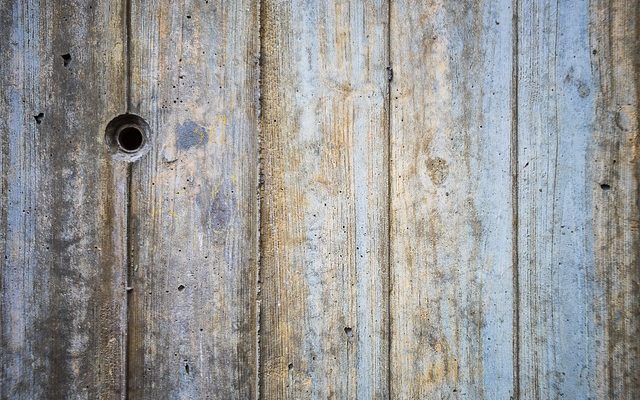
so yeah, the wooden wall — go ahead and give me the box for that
[1,0,637,399]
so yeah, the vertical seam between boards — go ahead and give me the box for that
[124,163,133,400]
[386,0,392,399]
[256,0,265,398]
[123,0,132,397]
[125,0,132,113]
[511,0,520,398]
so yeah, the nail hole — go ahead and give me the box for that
[61,53,71,67]
[34,113,44,124]
[600,183,611,190]
[344,327,353,337]
[105,114,151,161]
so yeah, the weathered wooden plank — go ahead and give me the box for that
[590,2,640,396]
[126,0,260,398]
[591,1,640,395]
[517,0,639,397]
[389,1,515,398]
[0,0,128,398]
[260,0,389,398]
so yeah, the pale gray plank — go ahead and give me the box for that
[517,0,640,397]
[390,1,515,398]
[260,0,389,398]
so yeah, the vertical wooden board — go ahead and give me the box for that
[389,1,514,398]
[590,1,640,396]
[260,0,389,398]
[126,0,259,398]
[517,0,595,396]
[0,0,128,398]
[517,0,639,397]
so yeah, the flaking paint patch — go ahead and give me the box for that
[426,157,449,185]
[176,120,208,151]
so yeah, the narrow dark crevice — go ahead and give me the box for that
[256,0,265,398]
[124,162,133,400]
[123,0,133,397]
[386,0,393,398]
[510,0,520,398]
[125,0,132,113]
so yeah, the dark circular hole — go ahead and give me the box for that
[105,114,151,161]
[117,126,144,152]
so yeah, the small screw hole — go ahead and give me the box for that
[117,126,144,152]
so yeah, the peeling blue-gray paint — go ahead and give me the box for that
[176,120,208,150]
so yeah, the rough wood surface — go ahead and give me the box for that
[125,0,260,398]
[0,0,128,398]
[517,0,639,397]
[389,1,515,398]
[1,0,639,399]
[259,0,389,398]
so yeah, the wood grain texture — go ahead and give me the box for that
[590,1,640,396]
[389,1,515,398]
[126,0,260,398]
[259,0,389,398]
[1,0,638,398]
[517,0,639,397]
[0,0,128,398]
